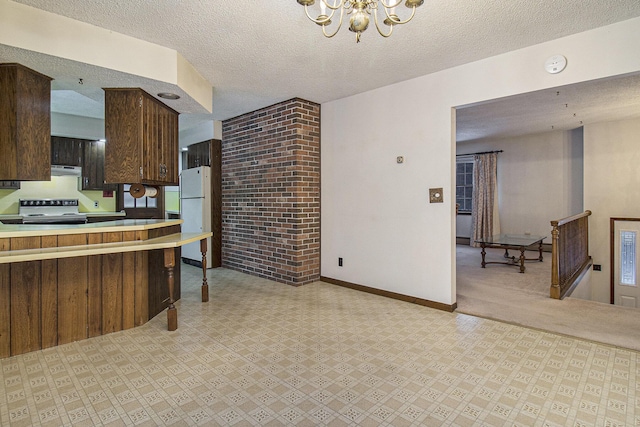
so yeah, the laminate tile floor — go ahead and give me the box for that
[1,265,638,426]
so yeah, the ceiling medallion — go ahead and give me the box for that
[297,0,424,43]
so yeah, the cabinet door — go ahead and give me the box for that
[104,89,143,184]
[186,145,198,169]
[141,95,160,183]
[160,105,179,184]
[81,140,117,191]
[187,141,211,169]
[159,107,170,181]
[0,64,52,181]
[141,95,178,185]
[51,137,83,166]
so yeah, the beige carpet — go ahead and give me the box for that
[456,244,640,351]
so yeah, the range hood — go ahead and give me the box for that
[51,165,82,177]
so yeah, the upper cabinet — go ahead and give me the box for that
[49,136,116,191]
[0,63,52,181]
[81,139,117,191]
[104,88,179,185]
[51,136,83,166]
[186,140,211,168]
[0,181,20,190]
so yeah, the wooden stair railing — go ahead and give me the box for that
[550,210,593,299]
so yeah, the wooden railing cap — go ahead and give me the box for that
[551,210,592,227]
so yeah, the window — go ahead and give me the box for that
[620,230,637,286]
[456,159,473,213]
[122,184,157,208]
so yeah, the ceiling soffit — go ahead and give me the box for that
[0,0,212,115]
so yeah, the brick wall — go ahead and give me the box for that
[221,98,320,285]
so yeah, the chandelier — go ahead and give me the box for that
[297,0,424,43]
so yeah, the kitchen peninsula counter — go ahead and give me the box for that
[0,220,211,358]
[0,218,183,238]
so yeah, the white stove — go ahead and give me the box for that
[20,199,87,224]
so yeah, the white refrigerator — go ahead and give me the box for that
[180,166,212,268]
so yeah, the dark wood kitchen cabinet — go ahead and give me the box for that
[81,140,117,191]
[104,88,179,186]
[0,63,52,181]
[0,181,20,189]
[51,136,83,166]
[49,136,115,191]
[187,140,211,168]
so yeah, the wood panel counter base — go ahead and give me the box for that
[0,220,211,358]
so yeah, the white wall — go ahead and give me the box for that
[456,128,584,239]
[321,17,640,306]
[584,117,640,303]
[569,268,593,301]
[178,120,222,149]
[51,113,104,140]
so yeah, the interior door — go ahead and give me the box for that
[613,220,640,307]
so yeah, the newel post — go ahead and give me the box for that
[550,221,560,299]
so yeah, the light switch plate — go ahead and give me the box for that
[429,188,443,203]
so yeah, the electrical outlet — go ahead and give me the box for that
[593,264,601,271]
[93,201,99,208]
[338,257,343,267]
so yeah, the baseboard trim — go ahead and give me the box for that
[320,276,457,313]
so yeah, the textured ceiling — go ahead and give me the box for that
[3,0,640,139]
[457,72,640,141]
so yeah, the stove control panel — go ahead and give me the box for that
[20,199,79,207]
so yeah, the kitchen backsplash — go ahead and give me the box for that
[0,176,116,214]
[165,187,180,213]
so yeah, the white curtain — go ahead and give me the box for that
[471,152,500,247]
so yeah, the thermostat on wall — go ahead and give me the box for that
[544,55,567,74]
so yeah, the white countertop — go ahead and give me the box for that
[0,219,183,238]
[85,211,127,217]
[0,211,126,220]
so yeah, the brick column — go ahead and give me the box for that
[222,98,320,285]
